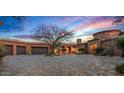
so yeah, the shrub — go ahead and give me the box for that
[45,52,55,57]
[95,47,104,55]
[78,48,85,52]
[115,63,124,74]
[0,45,6,63]
[78,48,87,54]
[0,45,6,57]
[109,49,114,57]
[117,36,124,57]
[61,48,67,52]
[78,48,83,53]
[117,36,124,49]
[102,50,108,56]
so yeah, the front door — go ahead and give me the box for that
[90,44,97,54]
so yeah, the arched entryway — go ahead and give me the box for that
[89,44,97,54]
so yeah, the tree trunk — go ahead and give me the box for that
[51,48,55,55]
[49,46,56,56]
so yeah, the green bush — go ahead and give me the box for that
[115,63,124,74]
[61,48,67,52]
[79,48,85,51]
[0,45,6,57]
[117,36,124,49]
[45,52,55,57]
[95,47,104,55]
[78,48,87,54]
[117,36,124,57]
[78,48,83,53]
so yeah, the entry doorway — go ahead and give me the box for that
[89,44,97,54]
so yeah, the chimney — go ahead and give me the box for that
[77,39,82,44]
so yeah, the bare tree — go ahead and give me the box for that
[112,16,124,25]
[32,25,73,55]
[112,16,124,57]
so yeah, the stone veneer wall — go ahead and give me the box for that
[101,38,122,56]
[88,30,121,55]
[93,30,121,40]
[87,39,101,54]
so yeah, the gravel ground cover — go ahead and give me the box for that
[0,55,124,76]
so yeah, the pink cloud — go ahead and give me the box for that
[14,35,33,38]
[62,16,82,22]
[58,16,82,26]
[69,18,113,33]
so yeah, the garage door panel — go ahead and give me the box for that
[17,46,26,55]
[32,47,48,54]
[5,45,13,55]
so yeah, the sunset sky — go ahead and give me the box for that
[0,16,124,43]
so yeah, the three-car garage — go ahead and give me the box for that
[4,45,48,55]
[1,39,49,56]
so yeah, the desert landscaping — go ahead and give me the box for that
[0,54,124,76]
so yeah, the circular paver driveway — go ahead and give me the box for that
[0,55,124,76]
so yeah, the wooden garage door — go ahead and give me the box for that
[17,46,26,55]
[31,47,48,54]
[5,45,13,55]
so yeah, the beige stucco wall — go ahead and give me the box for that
[0,39,50,55]
[0,39,76,55]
